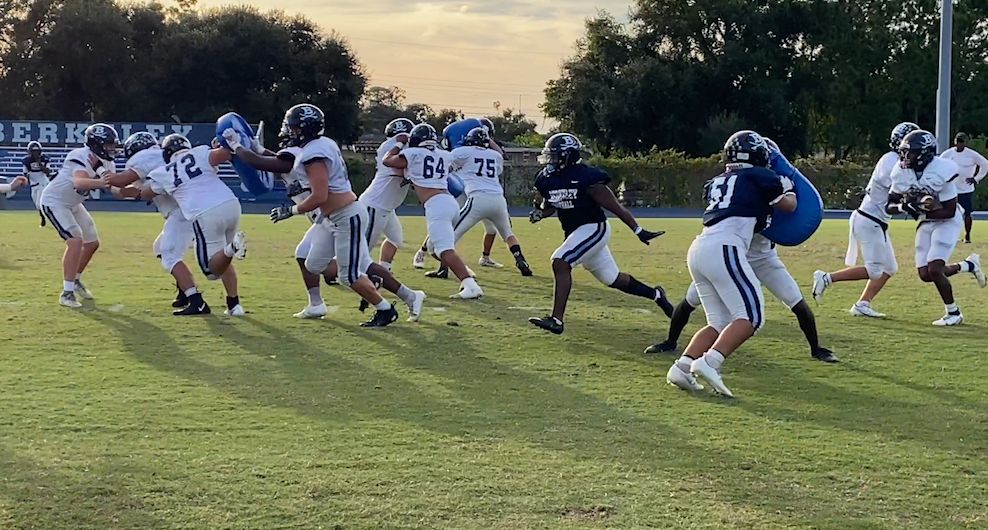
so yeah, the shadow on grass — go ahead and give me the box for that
[0,444,167,528]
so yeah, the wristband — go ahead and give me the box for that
[95,166,109,177]
[290,205,300,215]
[633,226,643,235]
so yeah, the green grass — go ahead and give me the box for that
[2,211,988,529]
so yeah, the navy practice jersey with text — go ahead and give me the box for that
[534,163,611,236]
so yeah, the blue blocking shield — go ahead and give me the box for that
[215,112,275,197]
[761,147,823,246]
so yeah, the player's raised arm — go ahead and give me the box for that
[586,182,664,245]
[383,146,408,169]
[221,128,293,173]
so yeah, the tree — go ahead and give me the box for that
[0,0,367,142]
[486,109,537,143]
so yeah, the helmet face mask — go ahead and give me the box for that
[539,133,582,171]
[464,127,490,147]
[283,104,325,147]
[85,123,119,160]
[897,130,937,171]
[27,141,43,160]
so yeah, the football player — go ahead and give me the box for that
[20,141,52,227]
[646,232,838,363]
[360,118,414,271]
[413,117,502,270]
[101,132,200,312]
[526,133,673,335]
[384,123,484,299]
[265,104,426,326]
[425,127,532,278]
[223,126,348,319]
[665,130,797,397]
[886,130,986,326]
[140,134,247,316]
[812,122,917,317]
[39,124,117,308]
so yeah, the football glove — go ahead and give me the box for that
[529,209,544,224]
[635,227,665,245]
[222,128,243,151]
[270,205,294,223]
[286,180,306,198]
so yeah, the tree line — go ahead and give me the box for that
[543,0,988,158]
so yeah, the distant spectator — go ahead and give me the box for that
[941,132,988,243]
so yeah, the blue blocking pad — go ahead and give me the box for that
[447,174,465,198]
[761,147,824,246]
[215,112,275,197]
[442,118,483,149]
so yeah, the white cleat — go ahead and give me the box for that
[933,313,964,326]
[690,356,734,398]
[73,280,94,300]
[850,302,886,318]
[406,290,427,322]
[232,231,248,260]
[224,304,246,317]
[666,363,704,392]
[59,291,82,308]
[294,303,327,319]
[412,249,426,269]
[966,254,986,288]
[451,281,484,300]
[811,270,830,303]
[478,255,503,268]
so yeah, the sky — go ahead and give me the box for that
[197,0,632,130]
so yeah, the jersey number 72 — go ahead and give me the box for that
[706,174,737,210]
[167,154,203,187]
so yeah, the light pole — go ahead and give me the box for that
[935,0,952,152]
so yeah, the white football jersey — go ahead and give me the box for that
[359,137,410,210]
[275,146,313,205]
[857,151,898,222]
[293,137,351,194]
[401,146,451,190]
[450,146,504,195]
[126,146,180,218]
[891,156,961,202]
[41,147,110,206]
[147,145,236,220]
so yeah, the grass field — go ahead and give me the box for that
[2,210,988,529]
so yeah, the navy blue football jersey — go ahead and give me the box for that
[701,166,786,232]
[534,163,610,236]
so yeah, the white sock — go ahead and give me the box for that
[63,280,75,292]
[958,260,974,273]
[676,355,693,372]
[856,300,870,307]
[946,303,959,314]
[184,287,198,297]
[380,261,392,271]
[704,349,726,370]
[375,300,392,311]
[223,244,236,258]
[461,277,479,290]
[396,285,415,305]
[307,287,323,306]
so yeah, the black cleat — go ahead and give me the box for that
[644,340,678,354]
[516,258,533,277]
[360,305,399,327]
[358,275,384,312]
[173,300,211,316]
[529,315,564,335]
[812,347,839,363]
[39,211,46,227]
[425,266,449,279]
[172,287,189,308]
[654,285,674,318]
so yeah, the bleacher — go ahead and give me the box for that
[0,144,286,202]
